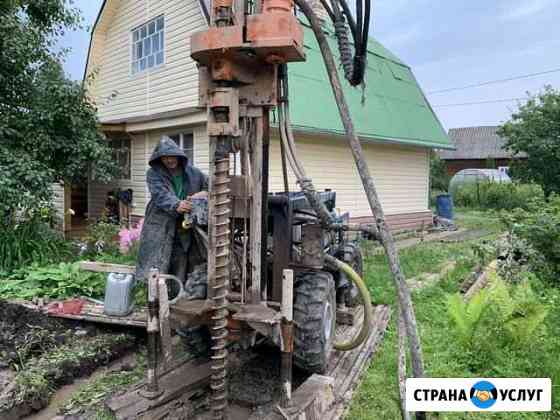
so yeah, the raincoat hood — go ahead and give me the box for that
[149,136,188,168]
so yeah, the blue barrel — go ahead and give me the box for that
[436,194,454,220]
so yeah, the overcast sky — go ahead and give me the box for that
[60,0,560,130]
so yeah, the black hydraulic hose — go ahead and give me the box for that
[356,0,362,55]
[361,0,370,55]
[293,0,426,386]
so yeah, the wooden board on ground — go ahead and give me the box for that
[105,358,213,420]
[43,301,147,328]
[464,260,497,300]
[263,304,391,420]
[79,261,136,274]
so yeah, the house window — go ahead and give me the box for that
[131,15,164,74]
[167,133,194,164]
[110,136,131,179]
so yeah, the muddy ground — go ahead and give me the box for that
[0,300,141,420]
[0,301,77,366]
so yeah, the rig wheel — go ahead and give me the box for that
[339,242,364,307]
[293,270,336,374]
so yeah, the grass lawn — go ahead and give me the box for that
[347,210,560,419]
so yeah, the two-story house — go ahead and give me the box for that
[62,0,452,235]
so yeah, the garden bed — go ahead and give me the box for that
[0,301,139,419]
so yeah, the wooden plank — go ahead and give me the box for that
[464,260,497,300]
[106,359,213,420]
[260,375,335,420]
[47,312,147,327]
[336,306,356,326]
[45,300,147,327]
[327,305,391,420]
[232,304,280,325]
[79,261,136,274]
[260,305,390,420]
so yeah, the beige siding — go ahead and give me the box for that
[87,0,206,123]
[89,134,148,219]
[268,135,430,217]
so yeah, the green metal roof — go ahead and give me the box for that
[286,23,452,150]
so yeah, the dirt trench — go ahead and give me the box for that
[0,301,142,420]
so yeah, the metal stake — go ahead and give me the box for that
[141,268,163,399]
[280,269,294,407]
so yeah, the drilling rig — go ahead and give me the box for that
[104,0,428,418]
[186,1,375,416]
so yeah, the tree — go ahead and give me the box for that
[430,152,450,192]
[498,86,560,197]
[0,0,119,221]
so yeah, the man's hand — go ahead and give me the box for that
[176,200,192,214]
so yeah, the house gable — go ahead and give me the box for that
[287,22,452,150]
[85,0,208,123]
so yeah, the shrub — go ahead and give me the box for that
[0,213,73,273]
[0,262,105,300]
[495,233,544,284]
[452,181,544,211]
[430,153,450,192]
[82,218,121,256]
[502,195,560,280]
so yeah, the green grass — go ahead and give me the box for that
[347,212,560,420]
[454,208,504,234]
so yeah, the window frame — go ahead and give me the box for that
[130,15,165,76]
[108,135,132,181]
[165,132,194,164]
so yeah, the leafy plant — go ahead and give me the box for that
[448,273,548,353]
[430,153,450,192]
[0,262,105,300]
[495,233,543,284]
[453,181,544,211]
[502,195,560,280]
[83,218,121,256]
[0,217,73,273]
[447,289,490,348]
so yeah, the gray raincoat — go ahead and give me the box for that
[136,138,208,281]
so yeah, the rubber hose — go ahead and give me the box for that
[334,18,354,83]
[325,254,373,351]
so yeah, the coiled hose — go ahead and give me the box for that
[325,254,374,351]
[334,18,354,83]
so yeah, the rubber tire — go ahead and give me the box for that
[340,243,364,307]
[293,270,336,374]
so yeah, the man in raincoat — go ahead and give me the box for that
[136,137,208,286]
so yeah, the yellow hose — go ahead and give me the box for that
[325,254,373,351]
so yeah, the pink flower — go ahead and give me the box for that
[118,218,144,254]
